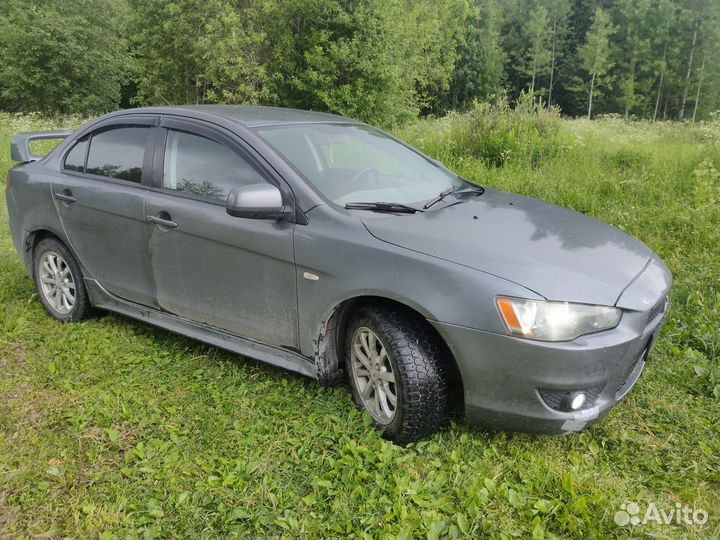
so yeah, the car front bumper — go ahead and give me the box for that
[431,257,672,435]
[433,314,666,434]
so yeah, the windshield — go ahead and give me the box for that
[255,123,463,206]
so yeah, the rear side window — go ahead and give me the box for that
[63,137,89,173]
[86,126,149,183]
[162,129,266,200]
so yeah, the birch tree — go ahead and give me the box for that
[543,0,571,110]
[521,6,552,96]
[579,8,616,119]
[678,24,698,121]
[614,0,653,119]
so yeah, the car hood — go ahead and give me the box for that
[361,188,653,306]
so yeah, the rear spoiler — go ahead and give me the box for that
[11,131,73,163]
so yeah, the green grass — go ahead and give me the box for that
[1,110,719,540]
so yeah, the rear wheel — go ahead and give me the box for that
[346,305,450,444]
[33,237,94,322]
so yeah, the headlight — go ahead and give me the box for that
[496,297,621,341]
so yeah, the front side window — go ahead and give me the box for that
[255,124,463,206]
[63,137,89,173]
[162,130,266,201]
[85,126,149,183]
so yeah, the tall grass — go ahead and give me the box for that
[401,94,570,167]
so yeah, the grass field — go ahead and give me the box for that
[1,109,718,539]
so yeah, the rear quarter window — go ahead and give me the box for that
[63,137,89,173]
[85,126,149,182]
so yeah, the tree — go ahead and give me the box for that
[691,55,706,122]
[613,0,653,118]
[256,0,463,126]
[579,8,616,119]
[444,0,506,111]
[543,0,572,110]
[0,0,130,114]
[4,0,720,122]
[196,4,270,105]
[521,6,552,95]
[649,0,675,122]
[678,23,698,121]
[677,0,720,121]
[129,0,267,106]
[406,0,468,116]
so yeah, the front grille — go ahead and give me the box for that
[539,385,604,411]
[647,296,668,325]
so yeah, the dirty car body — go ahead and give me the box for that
[6,106,672,440]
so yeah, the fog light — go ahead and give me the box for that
[569,392,586,410]
[540,387,602,412]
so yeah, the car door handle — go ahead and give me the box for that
[146,215,178,228]
[53,192,77,203]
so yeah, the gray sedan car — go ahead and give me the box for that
[7,106,671,443]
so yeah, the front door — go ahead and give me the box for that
[52,118,157,307]
[144,119,298,348]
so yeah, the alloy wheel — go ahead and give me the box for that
[38,250,76,315]
[350,327,398,425]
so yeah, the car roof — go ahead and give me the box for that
[113,105,361,128]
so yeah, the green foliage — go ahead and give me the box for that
[258,0,455,126]
[521,5,553,94]
[400,93,567,167]
[579,8,617,118]
[129,0,268,106]
[2,110,719,539]
[128,0,463,127]
[444,0,506,111]
[0,0,131,114]
[612,0,654,118]
[2,0,720,121]
[582,17,614,73]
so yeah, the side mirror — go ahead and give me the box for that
[226,183,289,220]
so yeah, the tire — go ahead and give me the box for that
[345,304,450,444]
[33,237,95,322]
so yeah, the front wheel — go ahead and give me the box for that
[346,305,450,444]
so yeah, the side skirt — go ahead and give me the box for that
[85,279,317,379]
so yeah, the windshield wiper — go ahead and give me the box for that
[345,201,420,214]
[423,186,456,209]
[423,184,485,210]
[457,184,485,196]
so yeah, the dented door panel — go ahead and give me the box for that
[144,192,298,349]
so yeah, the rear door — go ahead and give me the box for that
[52,116,158,307]
[144,117,299,348]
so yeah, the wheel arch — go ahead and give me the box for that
[314,294,464,415]
[24,227,94,281]
[23,227,73,273]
